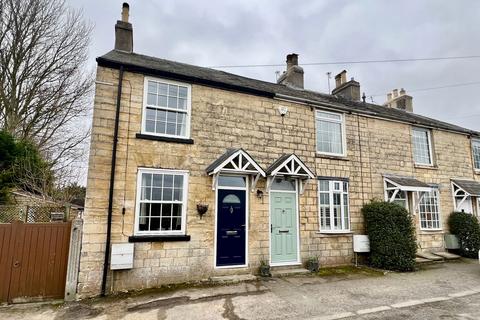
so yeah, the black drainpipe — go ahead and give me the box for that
[101,66,124,296]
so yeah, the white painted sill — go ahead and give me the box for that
[414,164,438,170]
[419,229,443,234]
[316,231,353,237]
[315,153,349,161]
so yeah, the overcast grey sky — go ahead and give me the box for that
[69,0,480,130]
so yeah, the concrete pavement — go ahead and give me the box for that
[1,260,480,319]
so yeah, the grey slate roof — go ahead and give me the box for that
[452,179,480,196]
[206,148,241,174]
[205,148,265,175]
[384,175,431,189]
[265,154,292,175]
[97,50,479,136]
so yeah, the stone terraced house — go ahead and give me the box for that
[78,3,480,297]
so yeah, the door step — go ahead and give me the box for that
[416,251,444,261]
[431,251,461,260]
[209,274,257,284]
[415,257,433,264]
[270,267,310,277]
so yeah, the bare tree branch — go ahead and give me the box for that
[0,0,93,181]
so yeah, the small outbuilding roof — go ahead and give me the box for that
[451,179,480,196]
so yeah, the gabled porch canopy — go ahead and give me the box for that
[206,148,266,191]
[384,175,433,208]
[451,179,480,196]
[451,179,480,209]
[265,154,316,194]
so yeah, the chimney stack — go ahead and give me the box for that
[277,53,304,89]
[383,88,413,112]
[115,3,133,52]
[331,70,361,101]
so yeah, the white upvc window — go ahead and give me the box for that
[135,168,188,235]
[318,180,350,232]
[316,110,346,156]
[418,189,441,230]
[472,139,480,170]
[142,77,191,138]
[412,127,433,166]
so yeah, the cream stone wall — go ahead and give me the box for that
[78,66,479,297]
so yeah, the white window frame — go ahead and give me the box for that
[472,138,480,171]
[318,180,350,233]
[134,168,189,236]
[141,76,192,139]
[315,110,347,157]
[412,127,433,166]
[417,189,442,231]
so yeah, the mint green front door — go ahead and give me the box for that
[270,192,298,264]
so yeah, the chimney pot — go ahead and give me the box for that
[115,2,133,52]
[122,3,130,22]
[277,53,304,89]
[331,70,360,101]
[383,88,413,112]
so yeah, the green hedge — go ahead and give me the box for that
[362,201,417,271]
[448,211,480,258]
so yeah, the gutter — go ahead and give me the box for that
[274,93,476,137]
[101,66,124,296]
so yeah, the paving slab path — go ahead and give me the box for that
[1,260,480,319]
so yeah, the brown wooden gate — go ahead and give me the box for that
[0,221,71,303]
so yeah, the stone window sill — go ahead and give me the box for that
[315,154,349,161]
[474,170,480,175]
[418,230,443,234]
[414,164,438,170]
[128,235,191,242]
[136,133,194,144]
[315,231,354,238]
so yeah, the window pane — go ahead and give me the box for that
[319,180,329,192]
[218,175,246,188]
[271,177,296,191]
[412,128,432,165]
[147,93,157,105]
[473,140,480,170]
[317,111,342,121]
[168,84,178,96]
[168,96,178,109]
[179,86,188,98]
[158,83,168,95]
[419,190,440,230]
[147,81,157,94]
[158,95,168,107]
[317,119,343,154]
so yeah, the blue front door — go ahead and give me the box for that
[216,189,246,267]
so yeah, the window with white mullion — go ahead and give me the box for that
[412,127,433,165]
[136,169,188,235]
[143,78,191,138]
[472,139,480,170]
[319,180,350,232]
[316,110,345,156]
[418,189,441,230]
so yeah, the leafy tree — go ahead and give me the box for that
[0,131,53,203]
